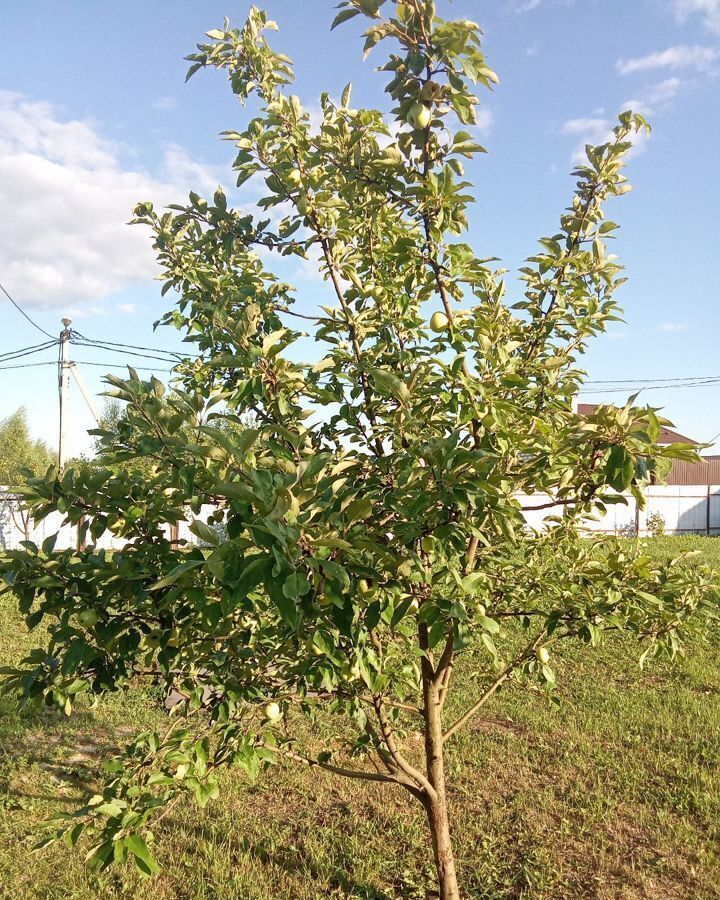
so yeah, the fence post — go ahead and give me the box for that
[707,485,711,537]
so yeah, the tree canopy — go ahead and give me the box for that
[0,407,53,489]
[1,3,717,897]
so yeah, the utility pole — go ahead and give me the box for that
[58,317,72,470]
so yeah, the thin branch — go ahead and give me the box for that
[372,695,436,800]
[443,630,547,742]
[260,741,420,796]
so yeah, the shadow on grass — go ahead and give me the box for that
[162,814,416,900]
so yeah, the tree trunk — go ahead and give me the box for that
[422,650,460,899]
[424,786,460,899]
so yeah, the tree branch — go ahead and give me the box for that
[443,630,547,742]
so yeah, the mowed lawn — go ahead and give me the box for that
[1,537,719,899]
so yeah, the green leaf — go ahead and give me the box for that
[368,368,409,403]
[605,446,634,491]
[126,834,160,877]
[189,519,220,546]
[331,7,361,29]
[345,497,373,524]
[211,482,256,503]
[283,571,311,599]
[149,559,205,591]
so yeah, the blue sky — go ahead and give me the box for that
[0,0,718,457]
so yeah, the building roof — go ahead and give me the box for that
[576,403,698,446]
[663,456,720,486]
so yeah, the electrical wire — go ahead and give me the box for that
[0,339,58,362]
[71,331,197,359]
[0,360,58,370]
[585,374,720,385]
[579,379,720,394]
[71,360,176,372]
[69,340,187,364]
[0,280,55,339]
[0,359,176,372]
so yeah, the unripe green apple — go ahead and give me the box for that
[536,647,550,664]
[357,579,371,596]
[77,610,99,628]
[144,628,163,648]
[286,168,302,187]
[407,102,432,129]
[430,311,449,333]
[263,701,282,721]
[420,535,435,553]
[167,629,179,647]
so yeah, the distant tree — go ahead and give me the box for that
[0,408,54,540]
[1,4,717,898]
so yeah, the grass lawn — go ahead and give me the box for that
[1,537,719,899]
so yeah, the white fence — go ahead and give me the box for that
[0,494,217,552]
[2,487,719,553]
[518,485,720,536]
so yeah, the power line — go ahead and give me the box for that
[0,280,55,339]
[0,358,175,372]
[0,360,58,370]
[69,339,187,364]
[71,331,197,359]
[586,374,720,385]
[0,339,58,362]
[579,379,720,394]
[71,359,176,372]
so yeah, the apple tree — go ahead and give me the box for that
[1,3,717,897]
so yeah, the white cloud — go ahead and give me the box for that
[0,91,223,310]
[622,76,684,115]
[672,0,720,35]
[617,44,718,74]
[560,76,685,163]
[474,108,494,135]
[604,329,630,341]
[561,117,615,162]
[516,0,543,11]
[561,117,610,137]
[658,321,694,332]
[152,96,178,111]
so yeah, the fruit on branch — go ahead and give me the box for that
[407,102,432,129]
[263,701,282,721]
[429,311,449,333]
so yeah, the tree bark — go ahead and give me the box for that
[422,644,460,899]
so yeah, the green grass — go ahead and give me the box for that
[1,540,720,899]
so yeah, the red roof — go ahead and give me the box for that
[576,403,698,446]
